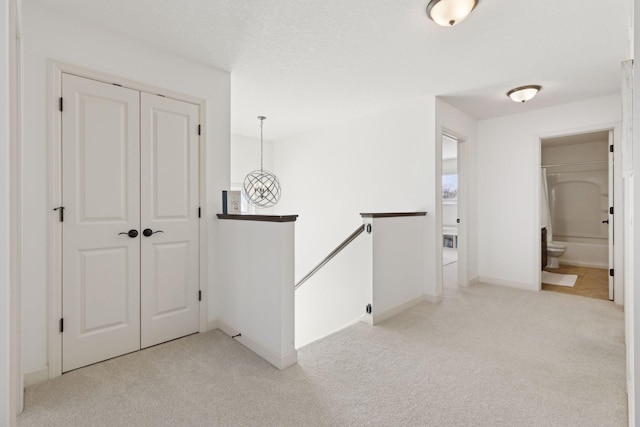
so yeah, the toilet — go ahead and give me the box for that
[546,241,567,268]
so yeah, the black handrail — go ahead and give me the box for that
[294,225,366,290]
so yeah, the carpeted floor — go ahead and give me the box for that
[18,280,626,426]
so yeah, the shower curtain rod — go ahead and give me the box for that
[541,160,607,168]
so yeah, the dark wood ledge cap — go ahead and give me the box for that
[217,214,298,223]
[360,212,427,218]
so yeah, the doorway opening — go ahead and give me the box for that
[540,130,612,301]
[441,134,459,289]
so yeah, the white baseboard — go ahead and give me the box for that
[469,276,480,285]
[24,366,49,387]
[359,314,373,326]
[297,316,373,347]
[362,293,443,326]
[207,318,219,331]
[479,276,536,291]
[628,377,635,427]
[372,294,428,325]
[217,320,297,370]
[424,293,443,304]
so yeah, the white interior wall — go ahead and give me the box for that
[477,95,621,290]
[293,232,370,347]
[370,216,428,321]
[272,98,437,347]
[21,2,230,375]
[1,0,11,423]
[230,135,274,189]
[217,219,296,368]
[435,99,478,284]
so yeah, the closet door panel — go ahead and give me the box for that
[61,73,141,372]
[140,93,200,348]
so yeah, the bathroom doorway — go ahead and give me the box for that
[539,130,613,301]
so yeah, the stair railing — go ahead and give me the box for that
[294,224,366,290]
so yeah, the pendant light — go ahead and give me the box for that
[243,116,282,208]
[507,85,542,103]
[426,0,478,27]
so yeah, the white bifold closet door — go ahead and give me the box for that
[62,74,200,372]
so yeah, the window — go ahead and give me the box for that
[442,173,458,202]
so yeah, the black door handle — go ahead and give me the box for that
[602,220,609,224]
[143,228,165,237]
[118,229,138,238]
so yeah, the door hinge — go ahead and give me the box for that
[198,290,202,301]
[198,125,201,136]
[58,97,63,112]
[59,318,64,333]
[366,303,372,314]
[610,145,614,153]
[610,269,614,277]
[198,207,201,218]
[610,206,614,215]
[53,206,65,222]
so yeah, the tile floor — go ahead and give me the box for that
[542,264,609,301]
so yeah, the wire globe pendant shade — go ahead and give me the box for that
[243,169,281,208]
[243,116,281,208]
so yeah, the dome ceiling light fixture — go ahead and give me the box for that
[243,116,282,208]
[426,0,478,27]
[507,85,542,103]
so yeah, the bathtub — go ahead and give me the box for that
[547,164,608,269]
[554,236,608,268]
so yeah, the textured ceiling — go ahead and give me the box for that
[29,0,632,139]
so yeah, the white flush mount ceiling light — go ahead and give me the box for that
[426,0,478,27]
[507,85,542,103]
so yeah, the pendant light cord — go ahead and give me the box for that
[260,117,264,173]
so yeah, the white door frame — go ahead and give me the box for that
[47,62,209,378]
[533,122,624,305]
[608,130,615,300]
[8,0,23,419]
[436,127,469,294]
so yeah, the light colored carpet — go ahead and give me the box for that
[542,270,578,287]
[443,248,457,266]
[18,282,626,426]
